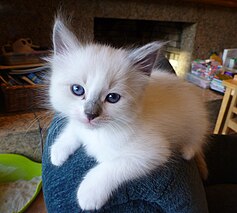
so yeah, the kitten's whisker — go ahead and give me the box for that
[109,117,135,137]
[24,116,43,135]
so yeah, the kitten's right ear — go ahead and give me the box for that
[128,42,166,76]
[53,17,80,55]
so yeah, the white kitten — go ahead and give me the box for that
[48,18,209,210]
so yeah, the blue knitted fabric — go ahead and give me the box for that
[42,116,208,213]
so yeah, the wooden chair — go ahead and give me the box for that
[214,75,237,134]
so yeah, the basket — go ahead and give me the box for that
[0,84,47,112]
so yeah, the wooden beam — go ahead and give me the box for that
[182,0,237,8]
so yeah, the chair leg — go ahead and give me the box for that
[222,89,237,134]
[213,87,232,134]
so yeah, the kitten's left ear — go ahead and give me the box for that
[53,17,80,55]
[129,42,165,76]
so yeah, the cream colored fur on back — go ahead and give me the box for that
[143,72,208,157]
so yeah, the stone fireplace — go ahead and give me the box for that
[94,17,196,75]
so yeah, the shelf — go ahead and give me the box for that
[0,63,45,70]
[223,66,237,73]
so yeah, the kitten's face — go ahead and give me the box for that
[50,45,148,128]
[49,19,162,128]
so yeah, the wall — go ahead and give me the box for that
[0,0,237,74]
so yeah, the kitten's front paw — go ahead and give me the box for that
[77,176,110,210]
[50,142,70,166]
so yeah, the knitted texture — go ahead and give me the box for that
[42,116,208,213]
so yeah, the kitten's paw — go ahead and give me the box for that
[182,146,195,160]
[77,176,110,210]
[50,142,70,166]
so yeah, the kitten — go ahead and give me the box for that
[48,18,209,210]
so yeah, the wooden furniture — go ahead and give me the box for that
[183,0,237,8]
[214,75,237,134]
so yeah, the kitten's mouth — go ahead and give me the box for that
[84,117,111,129]
[83,118,100,128]
[76,115,109,129]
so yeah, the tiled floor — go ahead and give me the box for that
[0,110,52,213]
[0,110,53,162]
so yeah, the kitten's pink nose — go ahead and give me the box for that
[85,113,99,121]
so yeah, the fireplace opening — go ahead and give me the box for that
[94,17,196,76]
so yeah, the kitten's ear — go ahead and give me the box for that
[53,17,80,55]
[129,42,165,76]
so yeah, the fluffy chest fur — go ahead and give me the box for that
[77,124,132,162]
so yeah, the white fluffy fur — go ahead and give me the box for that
[49,19,209,210]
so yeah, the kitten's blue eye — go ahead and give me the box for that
[71,84,85,96]
[105,93,121,103]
